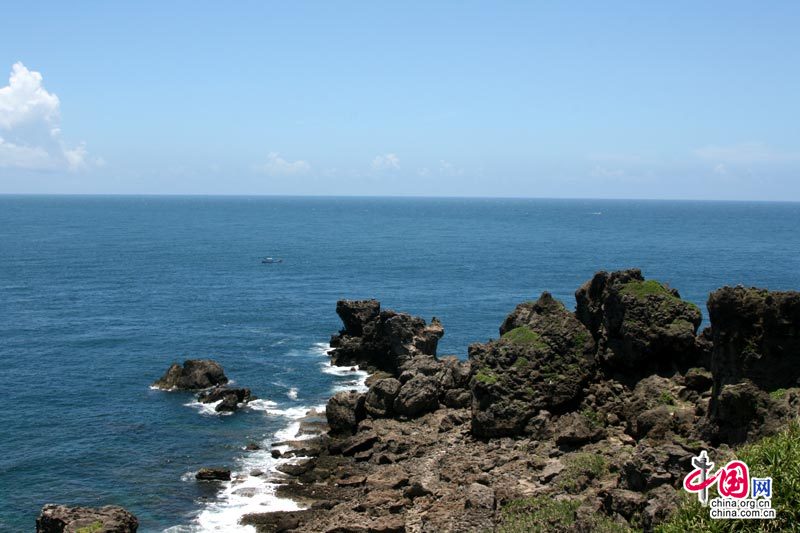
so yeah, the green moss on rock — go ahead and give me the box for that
[502,326,549,350]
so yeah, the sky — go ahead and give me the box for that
[0,1,798,200]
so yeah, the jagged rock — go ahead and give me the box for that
[575,269,703,377]
[642,484,681,530]
[469,292,596,437]
[364,378,402,418]
[393,374,439,417]
[36,505,138,533]
[683,367,712,392]
[152,359,228,390]
[328,300,444,373]
[197,387,253,412]
[702,380,789,445]
[620,443,693,491]
[326,391,366,435]
[195,467,231,481]
[708,286,800,396]
[336,299,381,336]
[464,482,495,510]
[600,489,647,520]
[554,412,606,446]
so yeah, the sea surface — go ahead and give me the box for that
[1,195,799,532]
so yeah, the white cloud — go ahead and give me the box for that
[256,152,311,176]
[590,166,626,178]
[438,159,463,177]
[694,142,800,164]
[0,62,97,171]
[371,153,400,171]
[713,163,728,176]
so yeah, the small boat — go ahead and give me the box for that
[262,257,283,264]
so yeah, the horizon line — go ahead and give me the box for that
[0,192,799,204]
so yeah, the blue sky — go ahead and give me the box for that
[0,1,798,199]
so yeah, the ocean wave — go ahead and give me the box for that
[287,387,298,400]
[321,361,369,393]
[183,399,233,417]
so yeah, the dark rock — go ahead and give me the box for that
[337,299,381,337]
[621,443,693,491]
[708,286,800,401]
[326,391,366,435]
[642,484,681,530]
[245,442,262,451]
[195,467,231,481]
[152,359,228,390]
[600,488,647,520]
[329,302,444,373]
[403,481,433,499]
[241,510,318,533]
[197,387,253,412]
[393,374,439,417]
[554,412,606,446]
[341,431,379,456]
[575,269,703,377]
[684,367,713,392]
[365,378,402,418]
[36,504,138,533]
[702,380,787,445]
[469,292,596,437]
[276,459,316,477]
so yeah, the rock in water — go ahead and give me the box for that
[329,300,444,372]
[575,269,703,376]
[197,387,253,412]
[36,504,138,532]
[469,292,595,437]
[195,468,232,481]
[151,359,228,390]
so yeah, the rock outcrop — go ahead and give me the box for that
[195,467,232,481]
[575,269,703,377]
[701,286,800,443]
[229,274,800,533]
[469,292,595,437]
[329,300,444,373]
[36,505,138,533]
[197,387,253,412]
[152,359,228,390]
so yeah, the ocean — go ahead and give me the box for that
[1,195,799,532]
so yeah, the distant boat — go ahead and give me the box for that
[262,257,283,264]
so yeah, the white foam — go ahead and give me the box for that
[321,360,369,393]
[183,400,233,417]
[178,341,366,532]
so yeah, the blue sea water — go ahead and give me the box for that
[1,195,799,532]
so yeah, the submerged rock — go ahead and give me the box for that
[469,292,595,437]
[152,359,228,390]
[36,504,138,532]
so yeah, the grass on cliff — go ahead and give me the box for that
[502,326,549,350]
[76,522,104,533]
[475,367,499,385]
[657,421,800,532]
[497,496,630,533]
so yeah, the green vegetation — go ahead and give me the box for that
[620,279,673,299]
[502,326,548,350]
[659,391,676,405]
[76,522,104,533]
[475,367,498,385]
[657,421,800,532]
[581,408,604,429]
[558,452,608,493]
[497,496,631,533]
[512,356,530,368]
[770,388,787,400]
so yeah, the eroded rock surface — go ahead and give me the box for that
[37,504,138,533]
[152,359,228,390]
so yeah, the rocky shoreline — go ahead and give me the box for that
[37,269,800,532]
